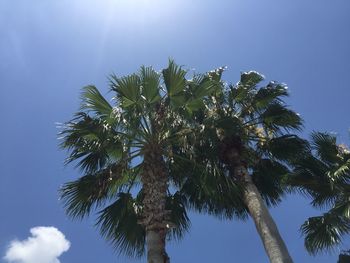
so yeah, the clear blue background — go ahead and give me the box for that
[0,0,349,262]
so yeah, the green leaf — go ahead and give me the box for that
[207,66,226,82]
[331,200,350,219]
[96,193,145,258]
[311,132,339,164]
[162,60,187,97]
[166,192,191,240]
[110,74,141,108]
[240,71,264,87]
[230,86,250,103]
[170,94,187,107]
[60,163,129,219]
[170,152,248,220]
[81,86,113,118]
[140,66,161,104]
[253,82,288,109]
[59,113,125,173]
[264,135,310,162]
[190,75,218,98]
[252,159,289,206]
[185,99,204,113]
[261,102,303,131]
[331,159,350,182]
[301,213,350,255]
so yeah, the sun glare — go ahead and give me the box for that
[77,0,181,25]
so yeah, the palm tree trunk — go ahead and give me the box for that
[141,146,170,263]
[145,229,169,263]
[235,165,293,263]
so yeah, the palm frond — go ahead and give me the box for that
[262,135,310,162]
[288,156,337,209]
[291,132,350,255]
[162,60,187,107]
[171,154,248,220]
[240,71,265,87]
[229,85,252,104]
[331,198,350,219]
[59,112,124,173]
[252,82,288,110]
[80,85,113,119]
[252,159,289,206]
[331,159,350,183]
[311,132,339,164]
[260,102,303,131]
[301,212,350,255]
[166,192,191,240]
[183,74,218,113]
[60,163,129,219]
[110,74,141,108]
[207,66,226,82]
[140,66,161,104]
[96,193,145,258]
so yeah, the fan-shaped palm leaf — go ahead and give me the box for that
[290,132,350,254]
[301,213,350,254]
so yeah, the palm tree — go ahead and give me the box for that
[289,132,350,255]
[174,69,307,262]
[59,61,217,262]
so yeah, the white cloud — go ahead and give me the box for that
[4,226,70,263]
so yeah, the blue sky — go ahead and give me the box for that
[0,0,349,262]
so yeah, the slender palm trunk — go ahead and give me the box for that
[141,145,170,263]
[145,229,169,263]
[235,165,293,263]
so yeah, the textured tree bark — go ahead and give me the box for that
[140,144,170,263]
[235,165,293,263]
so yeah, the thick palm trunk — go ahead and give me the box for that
[235,165,293,263]
[140,145,170,263]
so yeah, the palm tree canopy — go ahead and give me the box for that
[173,69,308,218]
[59,60,219,257]
[289,132,350,255]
